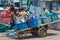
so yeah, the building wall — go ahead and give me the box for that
[39,1,59,10]
[0,0,13,4]
[58,2,60,10]
[32,0,59,14]
[38,1,46,15]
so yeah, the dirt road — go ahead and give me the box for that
[0,29,60,40]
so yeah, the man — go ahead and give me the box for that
[9,2,16,29]
[10,5,15,12]
[43,7,50,16]
[9,2,16,12]
[10,12,16,29]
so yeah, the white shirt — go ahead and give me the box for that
[16,16,26,24]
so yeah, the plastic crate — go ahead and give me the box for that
[2,17,11,24]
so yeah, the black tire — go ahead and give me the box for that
[31,27,38,36]
[38,28,47,37]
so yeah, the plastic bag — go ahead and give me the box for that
[20,17,26,22]
[16,16,21,24]
[6,30,17,37]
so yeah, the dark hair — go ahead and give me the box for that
[19,8,24,12]
[10,5,15,12]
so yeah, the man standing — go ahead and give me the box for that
[43,7,50,16]
[9,2,16,29]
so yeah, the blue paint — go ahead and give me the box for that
[46,13,53,22]
[52,12,58,21]
[26,17,38,28]
[16,22,28,30]
[46,12,58,22]
[39,17,49,24]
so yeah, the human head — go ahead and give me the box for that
[43,7,46,10]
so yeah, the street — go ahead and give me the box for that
[0,29,60,40]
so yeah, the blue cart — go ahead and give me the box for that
[15,17,48,38]
[7,16,59,38]
[9,12,59,38]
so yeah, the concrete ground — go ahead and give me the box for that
[0,29,60,40]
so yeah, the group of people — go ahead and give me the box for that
[9,2,50,29]
[9,4,28,29]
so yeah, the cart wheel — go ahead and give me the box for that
[31,28,38,36]
[38,28,47,37]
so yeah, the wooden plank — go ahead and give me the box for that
[38,20,60,26]
[17,28,32,33]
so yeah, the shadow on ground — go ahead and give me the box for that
[15,33,58,40]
